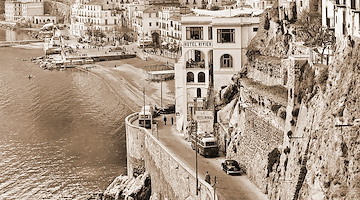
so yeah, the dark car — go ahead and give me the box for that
[221,160,241,175]
[159,104,175,114]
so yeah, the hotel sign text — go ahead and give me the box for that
[183,41,213,47]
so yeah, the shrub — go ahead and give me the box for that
[280,111,287,120]
[267,148,281,177]
[292,108,300,117]
[271,104,282,114]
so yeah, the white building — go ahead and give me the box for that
[158,7,182,47]
[174,12,260,133]
[244,0,275,9]
[70,0,123,40]
[322,0,360,40]
[132,5,161,43]
[4,0,44,22]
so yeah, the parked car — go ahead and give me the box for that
[159,104,175,114]
[221,160,241,175]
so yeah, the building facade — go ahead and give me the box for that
[70,0,123,40]
[322,0,360,40]
[175,14,259,134]
[4,0,44,22]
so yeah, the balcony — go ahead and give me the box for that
[186,60,205,68]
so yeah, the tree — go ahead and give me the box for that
[295,10,335,64]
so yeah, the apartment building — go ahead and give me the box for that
[322,0,360,39]
[70,0,123,39]
[244,0,275,9]
[158,7,182,47]
[174,13,259,133]
[4,0,44,22]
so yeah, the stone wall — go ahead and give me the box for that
[247,55,286,87]
[125,113,217,200]
[225,106,284,193]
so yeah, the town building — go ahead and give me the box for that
[322,0,360,40]
[244,0,275,9]
[4,0,44,22]
[158,7,182,49]
[70,0,123,42]
[174,11,260,134]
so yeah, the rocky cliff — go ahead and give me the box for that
[44,0,71,23]
[217,2,359,200]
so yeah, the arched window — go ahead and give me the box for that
[187,72,194,82]
[197,88,201,98]
[220,54,233,68]
[198,72,205,82]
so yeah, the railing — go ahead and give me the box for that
[186,61,205,68]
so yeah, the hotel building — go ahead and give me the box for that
[174,13,259,133]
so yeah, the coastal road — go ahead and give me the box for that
[148,116,269,200]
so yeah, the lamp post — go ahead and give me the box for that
[193,98,199,195]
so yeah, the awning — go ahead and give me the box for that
[161,41,168,45]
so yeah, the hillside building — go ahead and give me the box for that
[174,12,260,134]
[322,0,360,40]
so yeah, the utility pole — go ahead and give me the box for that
[194,98,199,195]
[160,78,163,108]
[143,87,146,127]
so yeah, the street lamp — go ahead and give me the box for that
[192,98,199,195]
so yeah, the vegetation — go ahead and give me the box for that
[267,148,281,177]
[294,10,335,64]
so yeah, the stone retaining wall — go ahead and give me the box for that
[126,113,217,200]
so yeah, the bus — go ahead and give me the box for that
[138,105,154,129]
[191,132,219,157]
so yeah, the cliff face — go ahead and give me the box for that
[217,2,359,199]
[44,0,71,23]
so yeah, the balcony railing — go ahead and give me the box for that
[186,60,205,68]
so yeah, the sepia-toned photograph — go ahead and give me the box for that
[0,0,358,199]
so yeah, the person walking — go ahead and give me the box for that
[163,116,167,125]
[205,171,211,184]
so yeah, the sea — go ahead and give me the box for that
[0,28,128,199]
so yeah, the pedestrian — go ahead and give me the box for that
[163,116,167,125]
[171,116,174,125]
[205,171,211,184]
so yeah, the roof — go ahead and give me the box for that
[148,70,174,75]
[143,5,161,13]
[191,7,263,17]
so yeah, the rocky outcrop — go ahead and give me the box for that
[100,173,151,200]
[44,0,71,23]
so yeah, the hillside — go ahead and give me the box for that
[217,2,359,199]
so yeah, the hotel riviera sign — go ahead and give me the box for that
[183,41,213,47]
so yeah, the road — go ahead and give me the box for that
[137,115,269,200]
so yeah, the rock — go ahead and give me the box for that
[101,173,151,200]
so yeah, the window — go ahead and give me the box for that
[197,88,201,98]
[156,22,159,26]
[208,27,212,40]
[198,72,205,82]
[217,29,235,43]
[186,27,203,40]
[149,22,152,26]
[187,72,194,82]
[220,54,233,68]
[253,27,258,32]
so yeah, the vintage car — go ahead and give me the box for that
[158,104,175,114]
[221,159,241,175]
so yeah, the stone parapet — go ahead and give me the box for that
[125,113,217,200]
